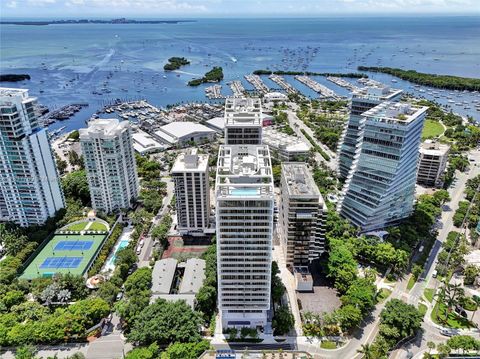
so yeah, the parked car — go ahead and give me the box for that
[116,292,123,301]
[440,329,458,337]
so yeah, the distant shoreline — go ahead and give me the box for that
[0,19,196,26]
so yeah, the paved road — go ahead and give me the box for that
[138,177,174,267]
[393,149,480,359]
[86,313,132,359]
[284,106,338,172]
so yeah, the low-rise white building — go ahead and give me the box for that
[262,127,311,161]
[151,258,206,308]
[132,130,167,154]
[264,92,288,102]
[154,122,216,147]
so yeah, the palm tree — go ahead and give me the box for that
[357,343,374,359]
[427,341,436,354]
[471,295,480,321]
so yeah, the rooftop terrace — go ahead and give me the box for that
[282,162,320,197]
[224,97,262,126]
[364,101,428,124]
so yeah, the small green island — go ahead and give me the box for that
[357,66,480,91]
[253,69,367,78]
[188,66,224,86]
[163,57,190,71]
[0,74,31,82]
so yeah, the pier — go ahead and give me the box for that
[295,75,339,99]
[358,77,385,87]
[228,80,245,97]
[327,76,360,92]
[205,85,224,99]
[40,103,88,125]
[244,74,269,93]
[268,74,298,94]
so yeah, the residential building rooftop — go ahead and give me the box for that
[420,140,450,156]
[281,162,320,197]
[171,148,209,173]
[80,118,129,138]
[224,97,262,126]
[262,127,311,153]
[178,258,206,294]
[151,258,177,295]
[352,86,403,101]
[364,102,428,124]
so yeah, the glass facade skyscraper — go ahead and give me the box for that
[337,86,403,180]
[338,102,427,232]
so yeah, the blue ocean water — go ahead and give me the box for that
[1,16,479,131]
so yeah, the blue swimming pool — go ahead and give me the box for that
[230,188,259,196]
[106,239,130,267]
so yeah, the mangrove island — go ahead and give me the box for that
[188,67,224,86]
[164,57,190,71]
[358,66,480,91]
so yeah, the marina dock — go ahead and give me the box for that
[244,74,269,93]
[295,75,339,99]
[327,76,360,92]
[229,80,245,97]
[268,74,298,94]
[205,85,225,99]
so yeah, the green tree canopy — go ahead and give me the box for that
[127,299,203,345]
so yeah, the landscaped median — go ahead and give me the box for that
[300,128,330,161]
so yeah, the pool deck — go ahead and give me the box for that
[102,226,134,275]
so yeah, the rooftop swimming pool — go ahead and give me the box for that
[230,188,259,196]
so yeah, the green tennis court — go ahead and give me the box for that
[20,233,107,279]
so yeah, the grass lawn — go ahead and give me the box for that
[461,297,478,311]
[422,119,444,139]
[320,340,337,349]
[419,303,428,317]
[431,302,474,329]
[66,222,89,231]
[424,288,435,303]
[407,275,417,291]
[88,222,108,231]
[377,288,392,303]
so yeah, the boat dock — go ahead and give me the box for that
[295,76,339,99]
[244,74,269,94]
[229,80,245,97]
[358,77,385,87]
[327,76,360,92]
[268,74,298,94]
[40,103,88,125]
[205,85,225,99]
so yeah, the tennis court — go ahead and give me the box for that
[40,256,83,269]
[20,233,107,279]
[55,240,94,251]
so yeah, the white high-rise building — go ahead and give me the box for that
[279,163,327,267]
[0,88,65,227]
[216,145,274,329]
[80,119,139,213]
[171,149,210,235]
[224,98,262,145]
[338,102,428,232]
